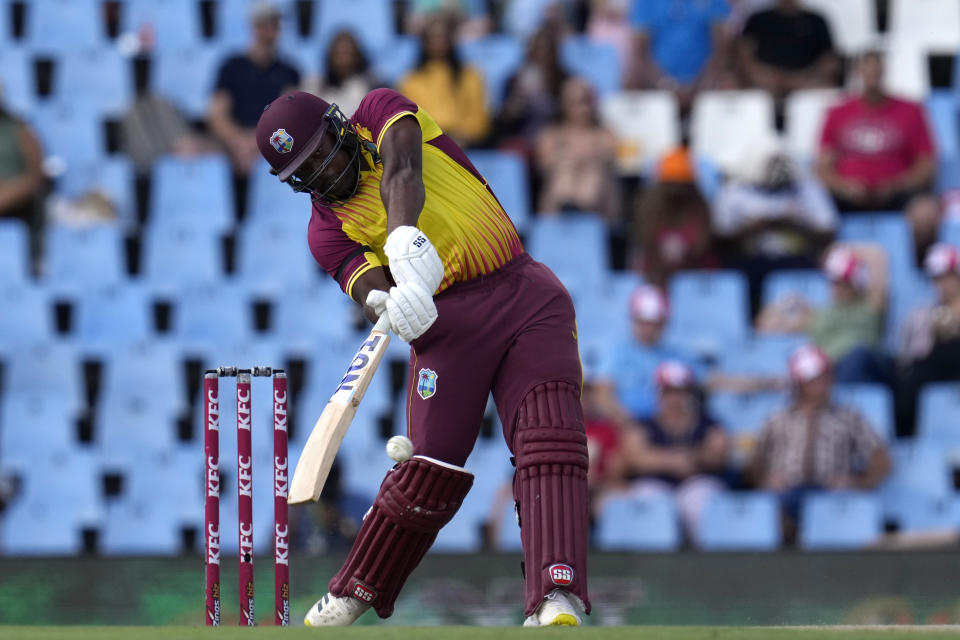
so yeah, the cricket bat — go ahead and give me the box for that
[287,314,392,504]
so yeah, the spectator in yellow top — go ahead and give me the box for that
[399,14,490,148]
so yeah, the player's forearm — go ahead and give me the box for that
[381,166,425,232]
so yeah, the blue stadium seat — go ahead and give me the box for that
[941,219,960,248]
[30,101,106,171]
[898,494,960,533]
[74,284,153,358]
[926,92,959,161]
[560,37,621,97]
[236,216,317,296]
[99,341,186,422]
[43,224,125,295]
[0,285,52,353]
[95,400,179,467]
[937,156,960,192]
[762,269,831,308]
[142,223,223,293]
[466,150,531,232]
[526,214,609,296]
[313,0,393,60]
[55,47,133,118]
[0,394,77,466]
[247,158,311,223]
[696,492,781,551]
[839,214,916,294]
[122,0,202,52]
[24,0,105,54]
[573,285,627,373]
[595,492,681,551]
[149,155,235,233]
[153,44,226,121]
[666,270,750,357]
[800,492,882,550]
[0,47,36,117]
[171,284,253,356]
[458,35,524,107]
[0,219,30,284]
[880,442,952,526]
[56,157,137,229]
[0,451,103,555]
[4,342,84,414]
[372,34,419,86]
[833,383,895,441]
[304,338,392,418]
[214,0,297,50]
[707,392,787,435]
[270,281,371,357]
[716,334,806,377]
[917,382,960,449]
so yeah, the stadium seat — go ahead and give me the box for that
[601,91,681,174]
[560,37,621,97]
[465,150,531,232]
[313,0,393,61]
[0,47,36,117]
[595,492,681,551]
[122,0,202,52]
[666,270,750,357]
[784,89,842,162]
[372,34,419,86]
[43,224,125,295]
[716,334,805,377]
[526,214,609,296]
[170,284,254,356]
[270,280,358,356]
[926,92,959,162]
[56,157,137,229]
[74,283,153,358]
[303,337,392,418]
[762,269,831,309]
[153,44,226,121]
[573,284,629,372]
[839,214,916,293]
[800,492,882,550]
[880,442,952,525]
[99,340,187,427]
[0,219,30,285]
[142,223,223,293]
[149,154,235,233]
[941,219,960,248]
[0,451,103,555]
[898,494,960,533]
[800,0,876,56]
[247,158,311,223]
[833,383,895,441]
[4,342,84,414]
[690,90,776,174]
[696,492,781,551]
[881,39,929,101]
[214,0,297,50]
[707,392,787,435]
[0,393,77,466]
[30,100,106,171]
[54,46,133,118]
[24,0,105,54]
[889,0,960,53]
[236,215,317,296]
[0,284,53,353]
[458,35,524,108]
[917,383,960,450]
[95,399,179,467]
[939,157,960,192]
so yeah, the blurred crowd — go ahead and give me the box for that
[2,0,960,552]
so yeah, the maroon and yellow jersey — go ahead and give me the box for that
[307,88,524,298]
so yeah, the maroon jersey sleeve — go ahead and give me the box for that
[351,88,418,151]
[307,204,383,298]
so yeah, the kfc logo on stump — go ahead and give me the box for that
[352,581,377,603]
[548,563,574,586]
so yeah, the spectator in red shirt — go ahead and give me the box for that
[817,50,936,213]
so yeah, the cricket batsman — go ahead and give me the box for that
[255,88,590,627]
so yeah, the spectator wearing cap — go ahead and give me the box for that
[808,244,892,384]
[817,50,936,213]
[593,285,701,426]
[896,243,960,436]
[208,2,301,180]
[748,344,891,543]
[634,147,719,286]
[616,361,730,544]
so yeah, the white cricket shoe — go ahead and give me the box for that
[522,589,583,627]
[304,592,370,627]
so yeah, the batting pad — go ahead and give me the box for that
[329,455,473,617]
[513,381,591,616]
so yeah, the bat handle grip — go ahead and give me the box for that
[373,313,391,334]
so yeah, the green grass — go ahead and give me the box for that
[2,627,959,640]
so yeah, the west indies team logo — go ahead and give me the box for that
[270,128,294,153]
[417,368,438,400]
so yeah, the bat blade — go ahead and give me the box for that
[287,317,391,504]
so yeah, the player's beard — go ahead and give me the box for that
[308,134,363,206]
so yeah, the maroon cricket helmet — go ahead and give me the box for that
[256,91,332,182]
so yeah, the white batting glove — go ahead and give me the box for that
[365,282,437,343]
[384,225,445,294]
